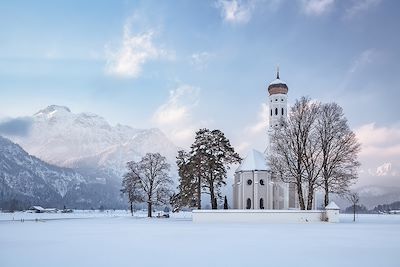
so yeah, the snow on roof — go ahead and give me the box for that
[325,202,340,210]
[236,149,268,172]
[269,78,287,85]
[29,206,45,211]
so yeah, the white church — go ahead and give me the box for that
[232,70,300,210]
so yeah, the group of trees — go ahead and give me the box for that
[121,129,240,216]
[269,97,361,210]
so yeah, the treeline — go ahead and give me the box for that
[343,201,400,214]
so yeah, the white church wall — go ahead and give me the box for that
[192,209,338,223]
[235,170,271,210]
[242,172,254,209]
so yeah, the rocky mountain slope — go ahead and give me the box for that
[0,136,124,209]
[9,105,178,182]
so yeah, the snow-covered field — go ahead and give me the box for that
[0,212,399,267]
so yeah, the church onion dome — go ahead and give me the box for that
[235,149,269,172]
[268,69,288,95]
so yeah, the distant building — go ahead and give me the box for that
[28,206,45,213]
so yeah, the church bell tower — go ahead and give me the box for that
[268,67,288,130]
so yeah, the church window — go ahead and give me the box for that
[246,198,251,209]
[260,198,264,209]
[270,109,272,116]
[247,179,252,185]
[275,108,278,115]
[281,99,283,101]
[275,99,278,101]
[260,179,264,185]
[281,108,284,115]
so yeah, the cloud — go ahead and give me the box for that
[355,122,400,187]
[300,0,335,16]
[190,52,213,70]
[355,122,400,158]
[231,103,269,155]
[153,85,200,125]
[244,103,269,135]
[215,0,256,24]
[349,49,378,73]
[153,85,205,147]
[344,0,381,19]
[0,117,33,137]
[105,17,172,78]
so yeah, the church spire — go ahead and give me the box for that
[276,66,280,79]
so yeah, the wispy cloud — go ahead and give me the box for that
[105,16,173,78]
[153,85,199,125]
[355,122,400,158]
[349,49,378,73]
[153,85,207,147]
[244,103,269,135]
[344,0,382,19]
[300,0,335,16]
[190,52,213,70]
[232,103,269,155]
[215,0,256,24]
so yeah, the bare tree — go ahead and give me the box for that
[121,171,144,216]
[269,97,320,210]
[347,192,360,222]
[316,103,361,207]
[123,153,173,217]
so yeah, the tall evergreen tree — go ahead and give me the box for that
[223,196,228,209]
[175,128,241,209]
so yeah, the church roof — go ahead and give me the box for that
[269,78,287,86]
[236,149,269,172]
[267,69,288,95]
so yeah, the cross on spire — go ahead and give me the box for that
[276,66,280,79]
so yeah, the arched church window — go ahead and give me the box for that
[260,198,264,209]
[281,108,284,115]
[275,99,278,101]
[260,179,264,185]
[281,99,284,101]
[270,109,272,116]
[247,179,252,185]
[246,198,251,209]
[275,108,278,115]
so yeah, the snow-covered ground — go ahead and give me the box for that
[0,212,399,267]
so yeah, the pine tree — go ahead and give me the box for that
[175,128,241,210]
[223,196,228,209]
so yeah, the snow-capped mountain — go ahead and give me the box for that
[9,105,178,181]
[375,162,398,176]
[0,135,84,197]
[0,135,124,209]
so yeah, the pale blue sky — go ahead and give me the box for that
[0,0,399,185]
